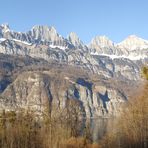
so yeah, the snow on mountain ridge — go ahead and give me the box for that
[91,52,147,60]
[0,24,148,53]
[0,38,6,42]
[49,44,67,50]
[12,39,32,46]
[1,24,148,49]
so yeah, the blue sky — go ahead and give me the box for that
[0,0,148,43]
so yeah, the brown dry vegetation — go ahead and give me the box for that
[100,67,148,148]
[0,103,101,148]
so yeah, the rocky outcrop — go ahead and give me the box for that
[89,36,114,49]
[0,71,127,117]
[117,35,148,50]
[68,32,87,50]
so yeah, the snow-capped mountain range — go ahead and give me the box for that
[0,24,148,58]
[0,24,148,81]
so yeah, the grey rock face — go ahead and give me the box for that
[28,26,66,46]
[89,36,114,49]
[0,24,147,117]
[0,71,126,117]
[89,35,148,60]
[117,35,148,50]
[68,32,87,50]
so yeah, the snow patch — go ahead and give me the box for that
[49,44,67,50]
[12,39,32,46]
[91,52,147,60]
[0,38,6,42]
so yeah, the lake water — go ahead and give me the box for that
[78,118,116,142]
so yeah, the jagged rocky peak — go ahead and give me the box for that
[0,23,10,33]
[29,25,70,47]
[0,24,10,38]
[30,25,60,41]
[117,35,148,50]
[89,36,114,49]
[0,24,33,44]
[68,32,84,47]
